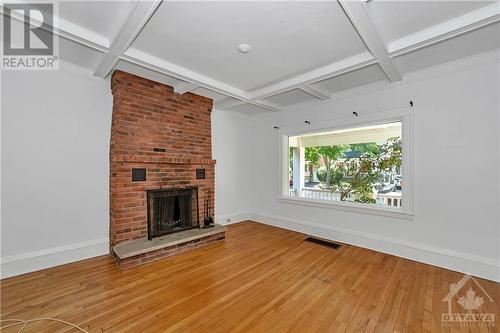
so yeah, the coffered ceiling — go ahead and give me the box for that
[2,1,499,114]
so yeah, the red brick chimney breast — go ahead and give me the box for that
[109,71,215,248]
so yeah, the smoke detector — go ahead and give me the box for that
[237,43,251,53]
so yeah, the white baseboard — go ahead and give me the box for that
[216,212,251,226]
[0,212,250,279]
[0,238,109,279]
[2,212,498,283]
[249,212,500,283]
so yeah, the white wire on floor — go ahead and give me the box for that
[0,318,88,332]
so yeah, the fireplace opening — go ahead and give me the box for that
[147,188,199,239]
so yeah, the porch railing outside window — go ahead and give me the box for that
[288,187,402,207]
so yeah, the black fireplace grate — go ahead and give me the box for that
[147,188,198,239]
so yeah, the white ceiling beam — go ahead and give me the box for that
[121,49,249,101]
[250,100,282,113]
[248,52,376,100]
[299,85,331,100]
[0,5,109,53]
[121,49,282,111]
[94,1,162,78]
[216,100,281,113]
[215,99,246,110]
[389,3,500,57]
[173,82,200,94]
[338,0,402,83]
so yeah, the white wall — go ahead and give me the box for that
[246,51,500,282]
[1,63,113,277]
[212,109,252,224]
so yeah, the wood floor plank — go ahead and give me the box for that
[1,221,499,333]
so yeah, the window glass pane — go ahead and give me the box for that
[287,122,402,208]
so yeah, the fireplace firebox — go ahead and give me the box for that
[147,188,199,239]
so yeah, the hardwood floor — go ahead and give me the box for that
[1,221,499,332]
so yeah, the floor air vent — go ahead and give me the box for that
[304,237,342,250]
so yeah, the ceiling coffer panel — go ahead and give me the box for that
[191,87,230,103]
[393,22,500,74]
[365,0,492,45]
[264,89,316,106]
[114,60,190,88]
[6,16,107,69]
[311,64,387,94]
[214,97,242,109]
[55,1,137,44]
[227,103,273,116]
[59,38,107,69]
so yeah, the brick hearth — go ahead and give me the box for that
[109,70,222,269]
[113,225,227,270]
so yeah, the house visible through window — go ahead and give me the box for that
[288,122,403,209]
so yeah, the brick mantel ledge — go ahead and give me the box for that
[111,154,216,165]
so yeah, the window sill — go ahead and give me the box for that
[278,196,414,220]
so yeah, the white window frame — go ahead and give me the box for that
[278,106,414,220]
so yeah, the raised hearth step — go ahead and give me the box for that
[113,224,227,260]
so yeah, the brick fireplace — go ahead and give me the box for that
[109,71,225,269]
